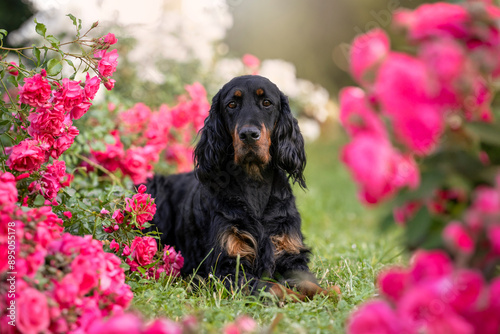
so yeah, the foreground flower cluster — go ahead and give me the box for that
[91,82,209,184]
[348,250,500,333]
[342,1,500,333]
[0,172,132,333]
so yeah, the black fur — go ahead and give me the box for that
[147,76,327,299]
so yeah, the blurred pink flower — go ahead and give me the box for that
[347,300,403,334]
[375,52,444,155]
[16,288,50,334]
[443,222,474,254]
[0,172,18,206]
[394,3,470,41]
[378,268,410,303]
[339,86,387,138]
[410,250,453,283]
[350,28,390,85]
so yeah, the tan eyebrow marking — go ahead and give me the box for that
[234,90,242,97]
[256,88,264,96]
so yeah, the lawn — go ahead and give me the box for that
[130,127,405,333]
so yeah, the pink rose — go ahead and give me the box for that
[472,186,500,213]
[7,62,18,76]
[350,28,390,86]
[443,222,474,254]
[130,236,157,266]
[0,172,18,206]
[144,319,182,334]
[375,52,444,155]
[110,239,120,252]
[88,313,142,334]
[98,49,119,77]
[120,146,154,184]
[70,100,92,120]
[84,73,101,100]
[339,86,387,138]
[165,144,194,173]
[112,209,124,224]
[377,268,409,303]
[103,33,118,45]
[163,245,184,277]
[394,3,470,41]
[119,103,152,134]
[5,139,46,172]
[27,104,65,137]
[52,78,85,113]
[51,125,79,159]
[125,192,156,228]
[410,250,453,284]
[397,284,473,334]
[92,130,124,172]
[18,72,52,107]
[104,78,116,90]
[347,300,403,334]
[16,288,50,334]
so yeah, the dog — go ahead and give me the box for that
[147,75,336,301]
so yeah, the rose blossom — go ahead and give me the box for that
[350,28,390,86]
[0,172,18,206]
[84,73,101,100]
[347,300,403,334]
[27,104,65,137]
[5,139,46,172]
[130,236,157,266]
[18,72,52,107]
[163,245,184,277]
[51,125,79,159]
[16,287,50,334]
[443,222,475,254]
[98,49,119,77]
[120,146,154,184]
[52,78,85,113]
[124,190,156,228]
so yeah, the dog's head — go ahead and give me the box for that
[194,75,306,188]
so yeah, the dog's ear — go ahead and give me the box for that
[271,92,307,189]
[194,90,232,184]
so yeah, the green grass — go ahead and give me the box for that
[130,132,406,333]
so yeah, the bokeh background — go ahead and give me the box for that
[1,0,431,141]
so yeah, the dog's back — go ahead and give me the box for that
[146,172,212,275]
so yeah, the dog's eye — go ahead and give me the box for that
[228,101,237,109]
[262,99,272,107]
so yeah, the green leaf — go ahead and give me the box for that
[34,18,46,38]
[6,75,18,88]
[0,120,11,134]
[46,58,62,76]
[34,194,45,206]
[0,29,7,40]
[104,134,116,144]
[32,46,41,66]
[64,58,76,71]
[46,35,60,47]
[466,122,500,146]
[405,207,432,249]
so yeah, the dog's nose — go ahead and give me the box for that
[239,126,261,142]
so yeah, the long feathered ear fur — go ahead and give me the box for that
[194,90,232,184]
[271,92,307,189]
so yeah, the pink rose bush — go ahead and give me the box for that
[348,251,500,334]
[91,82,209,183]
[343,1,500,333]
[0,192,133,333]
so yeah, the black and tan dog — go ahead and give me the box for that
[147,75,337,301]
